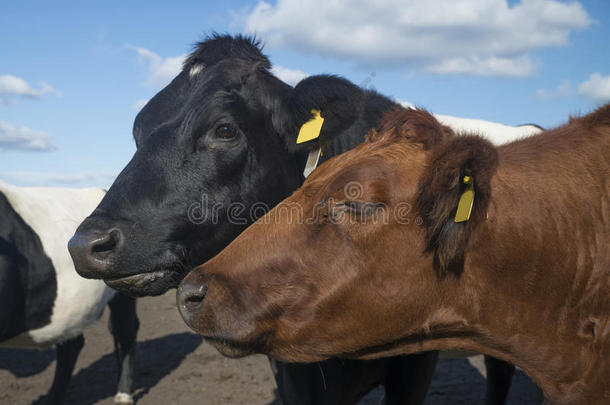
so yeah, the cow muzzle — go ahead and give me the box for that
[68,223,124,279]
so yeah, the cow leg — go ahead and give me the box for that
[47,333,85,404]
[107,292,139,405]
[484,355,515,405]
[382,351,439,405]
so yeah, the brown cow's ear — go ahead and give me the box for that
[415,135,498,276]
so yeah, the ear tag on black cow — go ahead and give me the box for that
[296,109,324,144]
[454,175,475,223]
[303,146,322,178]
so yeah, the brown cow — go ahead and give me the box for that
[178,106,610,405]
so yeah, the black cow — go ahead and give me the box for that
[0,181,138,404]
[69,34,519,405]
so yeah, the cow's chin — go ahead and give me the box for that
[204,337,256,358]
[105,268,184,297]
[203,332,272,358]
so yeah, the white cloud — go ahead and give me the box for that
[426,55,538,77]
[241,0,591,77]
[0,74,60,105]
[578,73,610,102]
[128,46,187,89]
[536,80,573,100]
[133,98,150,111]
[0,171,117,188]
[0,121,57,152]
[270,65,309,86]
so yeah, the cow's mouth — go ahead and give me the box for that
[105,268,184,297]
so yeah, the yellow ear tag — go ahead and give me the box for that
[454,175,475,223]
[296,109,324,144]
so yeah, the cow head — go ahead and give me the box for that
[177,109,499,361]
[69,34,392,296]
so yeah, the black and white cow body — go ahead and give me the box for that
[69,35,541,405]
[0,181,138,404]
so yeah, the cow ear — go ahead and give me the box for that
[274,75,364,152]
[415,135,499,276]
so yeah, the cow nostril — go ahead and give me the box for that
[180,284,208,312]
[90,228,122,261]
[69,225,125,278]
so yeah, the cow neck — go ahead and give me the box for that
[456,137,609,404]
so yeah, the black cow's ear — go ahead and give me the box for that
[274,75,364,152]
[415,135,498,276]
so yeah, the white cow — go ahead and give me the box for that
[0,181,137,404]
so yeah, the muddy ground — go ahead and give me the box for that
[0,291,541,405]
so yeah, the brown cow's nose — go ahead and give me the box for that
[68,228,123,279]
[177,272,208,326]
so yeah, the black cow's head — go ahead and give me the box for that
[69,34,395,296]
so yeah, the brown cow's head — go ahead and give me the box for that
[178,108,498,361]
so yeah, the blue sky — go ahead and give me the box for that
[1,0,609,188]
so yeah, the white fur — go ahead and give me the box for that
[398,100,542,144]
[434,113,541,144]
[189,64,204,78]
[0,181,113,348]
[114,392,134,404]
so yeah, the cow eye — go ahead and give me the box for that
[214,124,237,140]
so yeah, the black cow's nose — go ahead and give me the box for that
[68,227,123,278]
[177,272,208,324]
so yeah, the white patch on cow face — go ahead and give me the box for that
[189,64,204,79]
[0,181,114,348]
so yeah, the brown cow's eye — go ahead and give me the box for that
[214,124,237,140]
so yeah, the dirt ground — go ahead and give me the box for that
[0,291,542,405]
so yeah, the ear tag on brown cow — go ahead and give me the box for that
[296,109,324,144]
[454,175,475,223]
[303,146,322,178]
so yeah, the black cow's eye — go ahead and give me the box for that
[214,124,237,140]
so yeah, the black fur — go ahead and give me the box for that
[0,191,56,339]
[185,33,270,69]
[108,293,139,397]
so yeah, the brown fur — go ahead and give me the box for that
[179,105,610,405]
[416,135,498,275]
[368,107,454,148]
